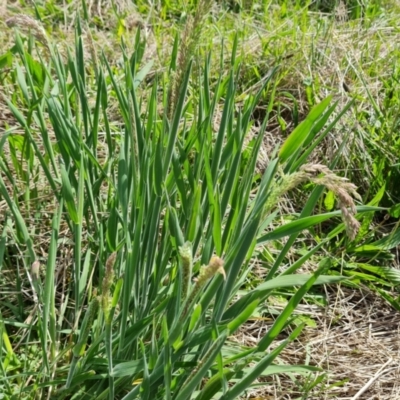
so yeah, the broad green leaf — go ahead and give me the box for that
[134,60,154,89]
[257,212,341,244]
[112,360,142,377]
[60,165,78,224]
[258,207,385,244]
[389,203,400,218]
[279,96,332,162]
[222,274,346,321]
[370,227,400,250]
[227,299,259,334]
[0,51,13,70]
[324,190,335,211]
[189,303,202,332]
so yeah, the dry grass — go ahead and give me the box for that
[229,10,400,205]
[234,286,400,399]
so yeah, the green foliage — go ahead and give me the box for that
[0,21,356,399]
[1,1,399,398]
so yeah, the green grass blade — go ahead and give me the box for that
[173,330,228,400]
[220,324,304,400]
[279,96,332,162]
[42,203,63,371]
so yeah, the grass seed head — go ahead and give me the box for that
[6,14,49,48]
[179,241,193,299]
[31,261,40,282]
[101,252,116,323]
[197,256,226,285]
[303,164,361,240]
[265,164,360,240]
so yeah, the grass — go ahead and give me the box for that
[0,0,399,399]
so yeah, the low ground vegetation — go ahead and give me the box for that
[0,0,399,399]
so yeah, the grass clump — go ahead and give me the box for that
[0,15,356,400]
[0,1,399,399]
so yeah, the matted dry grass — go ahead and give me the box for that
[233,285,400,399]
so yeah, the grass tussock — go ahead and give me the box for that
[0,1,399,399]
